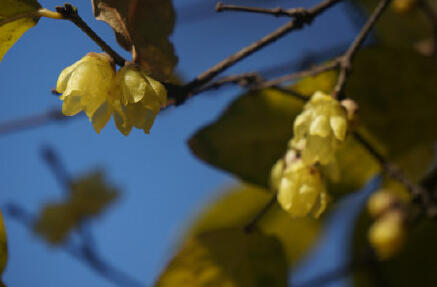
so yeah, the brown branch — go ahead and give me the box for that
[194,72,262,94]
[56,4,126,67]
[333,0,391,99]
[173,0,344,105]
[255,60,340,89]
[215,2,311,18]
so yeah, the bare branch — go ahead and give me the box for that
[333,0,391,98]
[0,108,74,136]
[172,0,344,105]
[215,2,310,18]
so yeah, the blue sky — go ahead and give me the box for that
[0,0,364,286]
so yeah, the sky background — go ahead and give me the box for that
[0,0,374,286]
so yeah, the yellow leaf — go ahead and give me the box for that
[189,185,321,266]
[0,0,41,63]
[155,229,287,287]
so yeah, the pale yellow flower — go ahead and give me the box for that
[290,91,348,165]
[276,159,328,218]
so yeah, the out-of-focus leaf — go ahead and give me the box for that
[189,185,321,266]
[69,170,119,217]
[352,208,437,287]
[155,228,287,287]
[34,170,119,244]
[0,210,7,278]
[0,0,41,63]
[189,88,303,187]
[92,0,177,80]
[34,203,77,244]
[352,0,437,49]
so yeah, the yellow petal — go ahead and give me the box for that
[330,115,347,141]
[61,92,82,116]
[92,101,112,133]
[309,115,330,137]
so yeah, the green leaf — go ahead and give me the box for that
[189,185,321,266]
[352,209,437,287]
[154,228,288,287]
[189,88,303,187]
[92,0,177,80]
[0,0,41,63]
[0,210,7,278]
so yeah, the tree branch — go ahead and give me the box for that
[55,4,126,67]
[171,0,343,104]
[215,2,312,18]
[3,203,146,287]
[333,0,391,99]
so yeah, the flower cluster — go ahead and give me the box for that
[290,91,348,165]
[271,91,353,218]
[367,189,407,260]
[57,53,167,135]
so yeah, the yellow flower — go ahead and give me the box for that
[57,53,115,119]
[108,64,167,135]
[290,91,348,165]
[367,189,397,218]
[276,158,328,218]
[368,210,406,260]
[57,55,167,135]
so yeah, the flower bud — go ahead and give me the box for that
[277,159,328,218]
[368,210,406,260]
[392,0,417,14]
[367,189,398,218]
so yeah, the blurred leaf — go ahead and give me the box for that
[352,0,437,49]
[352,208,437,287]
[34,170,119,244]
[34,203,77,244]
[189,88,303,187]
[189,185,321,266]
[0,210,7,278]
[155,228,288,287]
[69,170,119,217]
[0,0,41,63]
[92,0,177,80]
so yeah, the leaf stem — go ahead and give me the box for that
[244,195,277,233]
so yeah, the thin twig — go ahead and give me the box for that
[41,145,72,193]
[0,108,72,136]
[3,203,146,287]
[333,0,391,98]
[174,0,343,104]
[55,4,126,66]
[194,72,262,94]
[244,195,277,232]
[216,2,310,18]
[255,60,340,89]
